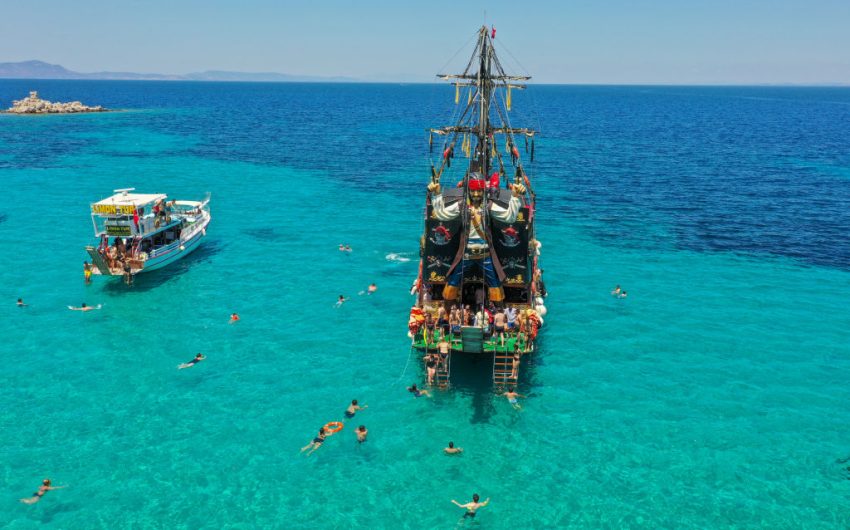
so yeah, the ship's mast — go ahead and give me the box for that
[477,25,490,177]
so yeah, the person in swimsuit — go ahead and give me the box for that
[408,383,431,398]
[17,298,27,307]
[449,307,461,335]
[335,295,348,307]
[437,338,450,373]
[83,261,93,284]
[69,303,99,312]
[493,309,507,346]
[510,349,521,379]
[444,441,463,455]
[356,425,368,443]
[424,354,438,386]
[502,387,525,410]
[611,285,621,296]
[452,493,489,518]
[345,399,367,418]
[20,478,66,504]
[301,427,328,455]
[367,283,377,294]
[229,313,240,323]
[178,353,206,369]
[618,290,628,298]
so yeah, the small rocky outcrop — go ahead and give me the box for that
[4,91,108,114]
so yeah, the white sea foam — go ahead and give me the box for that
[385,253,411,262]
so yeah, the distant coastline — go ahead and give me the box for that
[1,61,848,86]
[0,60,359,83]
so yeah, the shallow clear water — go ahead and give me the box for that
[1,80,849,528]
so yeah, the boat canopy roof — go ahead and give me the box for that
[173,200,201,208]
[94,192,166,207]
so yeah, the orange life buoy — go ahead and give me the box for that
[324,421,343,433]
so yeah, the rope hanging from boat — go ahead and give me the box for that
[506,85,512,111]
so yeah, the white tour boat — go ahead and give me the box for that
[85,188,211,283]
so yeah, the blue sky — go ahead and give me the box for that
[1,0,848,84]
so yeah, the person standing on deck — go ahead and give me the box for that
[428,176,525,304]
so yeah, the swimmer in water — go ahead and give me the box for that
[367,283,377,294]
[452,493,489,519]
[611,285,621,296]
[407,383,431,398]
[335,295,348,307]
[301,427,328,456]
[17,298,27,307]
[229,312,240,323]
[502,387,525,410]
[444,441,463,455]
[69,303,100,311]
[356,425,368,443]
[344,399,367,419]
[618,290,628,298]
[20,478,66,505]
[178,353,206,369]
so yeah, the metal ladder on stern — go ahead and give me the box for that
[435,351,452,389]
[493,343,517,387]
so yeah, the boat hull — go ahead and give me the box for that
[87,215,210,278]
[138,218,208,272]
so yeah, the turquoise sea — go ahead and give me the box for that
[1,80,849,528]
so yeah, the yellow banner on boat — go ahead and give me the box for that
[92,204,135,215]
[105,224,132,236]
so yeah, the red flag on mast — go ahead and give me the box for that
[491,26,496,39]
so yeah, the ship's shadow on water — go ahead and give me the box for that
[440,343,543,424]
[101,240,223,293]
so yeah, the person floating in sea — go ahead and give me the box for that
[356,425,368,443]
[451,493,489,519]
[178,353,206,369]
[611,285,621,296]
[20,478,66,505]
[408,383,431,398]
[301,427,328,456]
[345,399,368,419]
[335,295,348,307]
[68,303,100,312]
[339,244,352,252]
[444,441,463,455]
[618,290,628,299]
[17,298,27,307]
[367,283,377,294]
[229,312,240,324]
[502,387,525,410]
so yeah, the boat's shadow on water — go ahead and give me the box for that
[101,240,223,293]
[441,342,544,424]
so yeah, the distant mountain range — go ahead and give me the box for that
[0,60,358,82]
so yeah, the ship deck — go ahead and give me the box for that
[412,331,529,353]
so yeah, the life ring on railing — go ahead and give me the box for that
[324,421,343,434]
[139,252,149,261]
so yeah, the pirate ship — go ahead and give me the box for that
[408,26,546,388]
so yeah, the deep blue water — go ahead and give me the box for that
[1,80,849,528]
